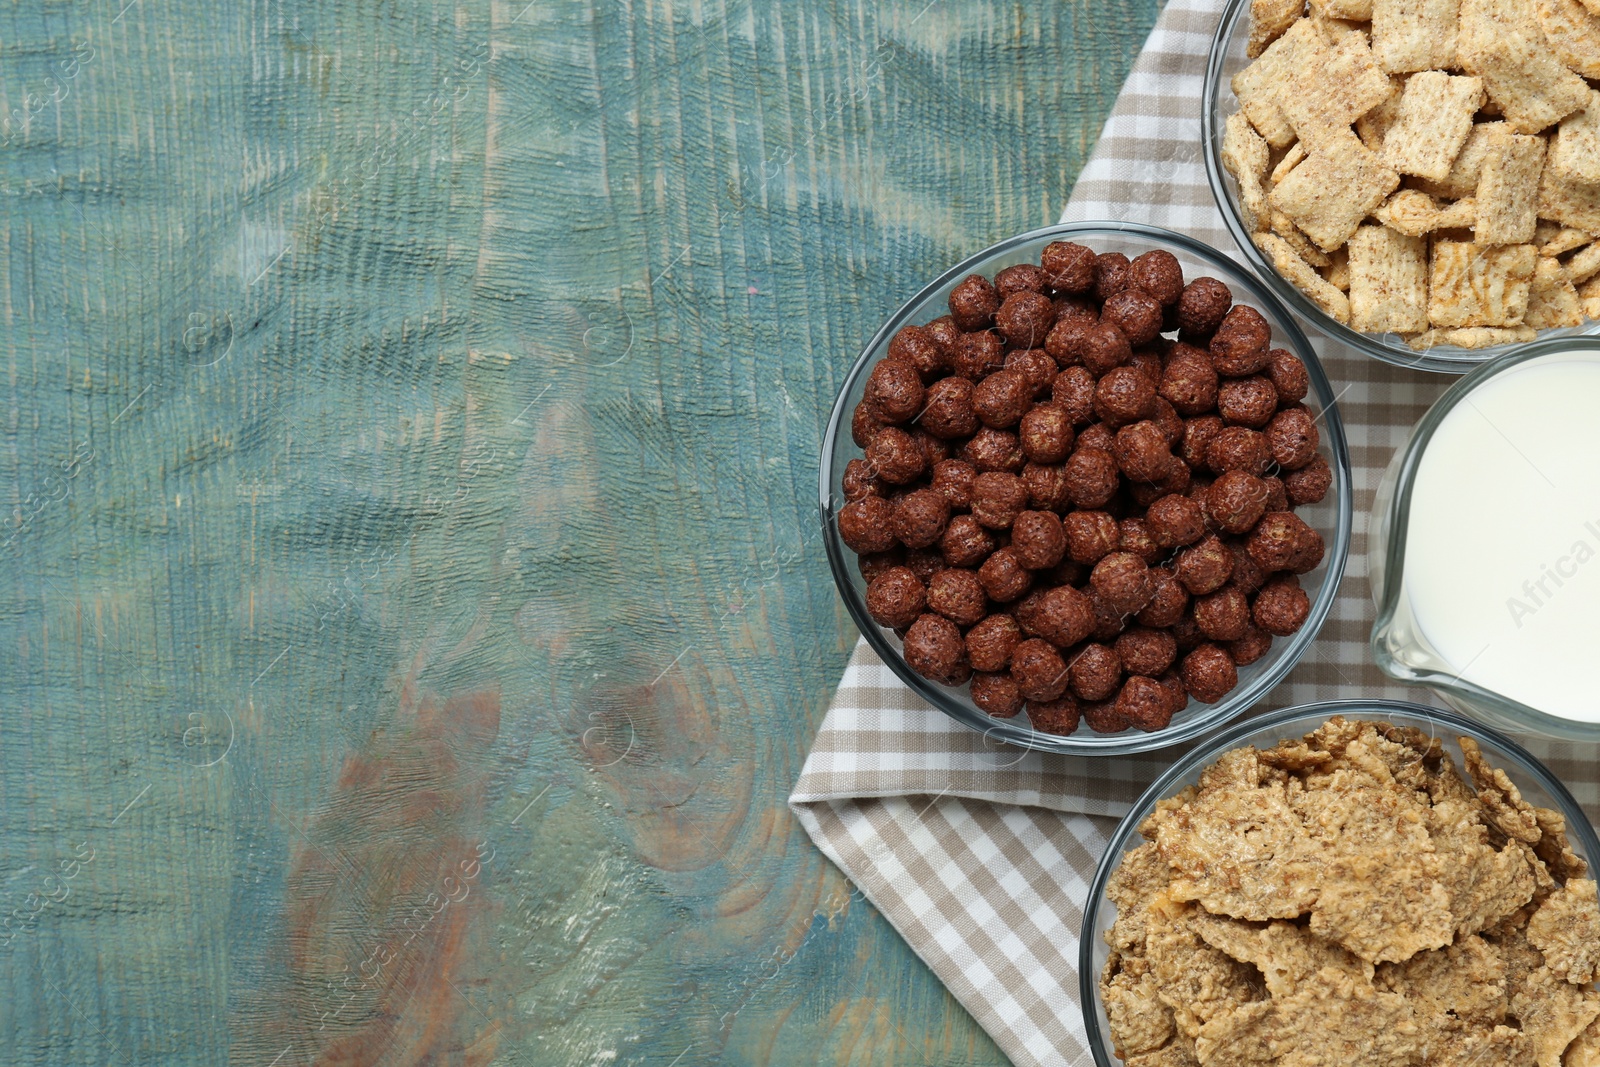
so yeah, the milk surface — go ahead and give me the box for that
[1402,352,1600,723]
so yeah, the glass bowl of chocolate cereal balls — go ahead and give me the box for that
[820,222,1353,755]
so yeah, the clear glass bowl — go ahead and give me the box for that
[818,221,1354,756]
[1079,700,1600,1066]
[1369,336,1600,742]
[1201,0,1600,374]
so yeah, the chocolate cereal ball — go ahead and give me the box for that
[967,613,1023,672]
[1083,698,1129,734]
[1117,675,1176,732]
[1118,517,1162,565]
[1064,447,1121,509]
[858,549,904,584]
[1209,305,1272,376]
[1011,638,1069,702]
[1019,403,1075,464]
[1127,347,1165,386]
[1266,407,1319,471]
[950,274,1001,331]
[1145,493,1206,548]
[1113,421,1174,483]
[1151,397,1185,447]
[1266,348,1309,405]
[1217,376,1279,429]
[1094,366,1158,427]
[1283,454,1332,506]
[1080,323,1135,377]
[1130,249,1185,306]
[1227,540,1268,595]
[970,471,1028,530]
[971,671,1024,717]
[866,359,924,424]
[1093,252,1134,302]
[1053,293,1100,327]
[838,495,898,554]
[843,458,882,501]
[1102,289,1165,346]
[892,487,951,549]
[995,263,1047,298]
[866,567,927,629]
[926,568,988,626]
[905,547,944,583]
[887,324,945,380]
[961,427,1023,474]
[1204,470,1269,535]
[978,547,1033,603]
[939,514,995,568]
[912,428,951,468]
[1022,462,1072,511]
[1246,512,1323,574]
[1149,459,1194,500]
[1052,366,1098,424]
[972,369,1031,429]
[1253,574,1310,635]
[1155,669,1189,713]
[1064,509,1122,564]
[852,402,884,449]
[1137,568,1189,628]
[1229,622,1273,665]
[931,458,975,510]
[1041,241,1097,293]
[925,315,962,360]
[952,330,1006,382]
[1170,609,1205,652]
[1091,552,1153,615]
[1205,426,1272,476]
[1194,584,1251,642]
[1160,344,1219,416]
[1011,510,1067,570]
[1260,475,1290,513]
[995,291,1057,349]
[920,377,980,439]
[903,613,971,686]
[1180,415,1225,469]
[1005,348,1058,398]
[1070,642,1123,701]
[1175,534,1234,595]
[1076,423,1115,453]
[1089,591,1131,640]
[1044,317,1094,368]
[1027,694,1081,735]
[1176,277,1232,338]
[1030,585,1096,649]
[1181,644,1239,704]
[866,426,927,485]
[1116,626,1178,676]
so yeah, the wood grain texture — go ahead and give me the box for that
[0,0,1158,1062]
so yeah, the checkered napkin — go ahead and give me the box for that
[789,1,1600,1064]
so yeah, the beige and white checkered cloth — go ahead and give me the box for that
[789,1,1600,1064]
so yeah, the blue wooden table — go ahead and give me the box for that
[0,1,1159,1062]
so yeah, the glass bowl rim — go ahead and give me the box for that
[1076,697,1600,1067]
[818,219,1355,756]
[1369,336,1600,741]
[1199,0,1600,375]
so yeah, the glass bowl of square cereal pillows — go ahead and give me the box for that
[1205,0,1600,372]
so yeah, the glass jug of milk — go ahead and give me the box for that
[1370,338,1600,740]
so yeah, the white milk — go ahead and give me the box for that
[1401,352,1600,723]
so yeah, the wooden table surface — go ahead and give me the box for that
[0,1,1159,1062]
